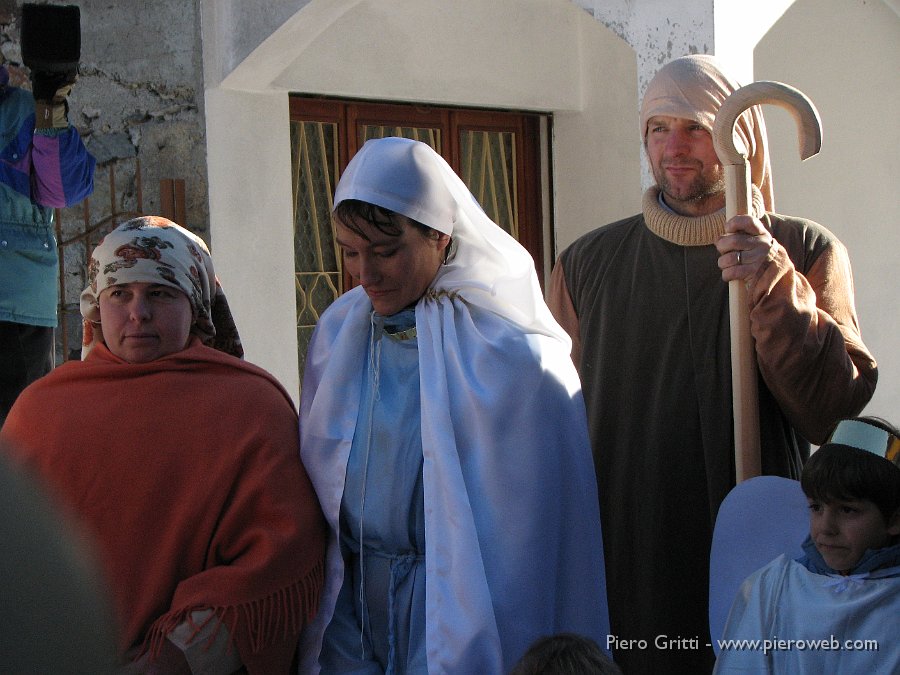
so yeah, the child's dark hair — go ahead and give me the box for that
[800,417,900,522]
[511,633,622,675]
[334,198,433,240]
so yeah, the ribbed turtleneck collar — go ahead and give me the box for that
[642,185,766,247]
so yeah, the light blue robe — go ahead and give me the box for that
[321,309,427,672]
[299,287,610,674]
[714,553,900,674]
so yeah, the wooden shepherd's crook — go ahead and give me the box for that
[712,81,822,484]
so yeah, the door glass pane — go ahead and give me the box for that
[290,120,341,379]
[459,129,518,238]
[359,125,442,153]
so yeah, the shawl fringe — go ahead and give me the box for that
[142,559,324,662]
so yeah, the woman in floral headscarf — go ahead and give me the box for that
[78,215,243,360]
[299,138,609,674]
[1,216,327,674]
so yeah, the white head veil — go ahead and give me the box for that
[333,137,570,345]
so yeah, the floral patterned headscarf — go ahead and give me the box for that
[79,216,243,359]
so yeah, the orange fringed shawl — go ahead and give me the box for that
[2,339,326,673]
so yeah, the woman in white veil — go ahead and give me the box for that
[299,137,609,673]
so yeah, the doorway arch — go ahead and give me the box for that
[204,0,639,398]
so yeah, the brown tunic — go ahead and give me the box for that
[547,188,877,673]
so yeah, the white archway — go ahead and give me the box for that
[204,0,639,398]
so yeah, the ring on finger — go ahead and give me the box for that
[736,250,742,265]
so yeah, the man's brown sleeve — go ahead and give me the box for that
[546,259,582,368]
[749,239,877,444]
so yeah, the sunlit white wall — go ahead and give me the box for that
[756,0,899,420]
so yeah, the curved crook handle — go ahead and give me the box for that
[712,81,822,484]
[713,80,822,166]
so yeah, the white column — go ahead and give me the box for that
[205,87,301,402]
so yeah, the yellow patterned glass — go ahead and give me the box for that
[459,130,518,238]
[359,126,441,152]
[289,120,341,380]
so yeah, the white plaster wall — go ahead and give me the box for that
[553,36,639,252]
[756,0,900,420]
[205,88,301,397]
[712,0,796,84]
[269,2,583,109]
[200,0,309,89]
[204,0,639,400]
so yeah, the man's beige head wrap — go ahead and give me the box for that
[640,54,774,211]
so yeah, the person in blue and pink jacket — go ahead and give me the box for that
[0,57,95,426]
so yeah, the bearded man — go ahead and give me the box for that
[547,54,877,674]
